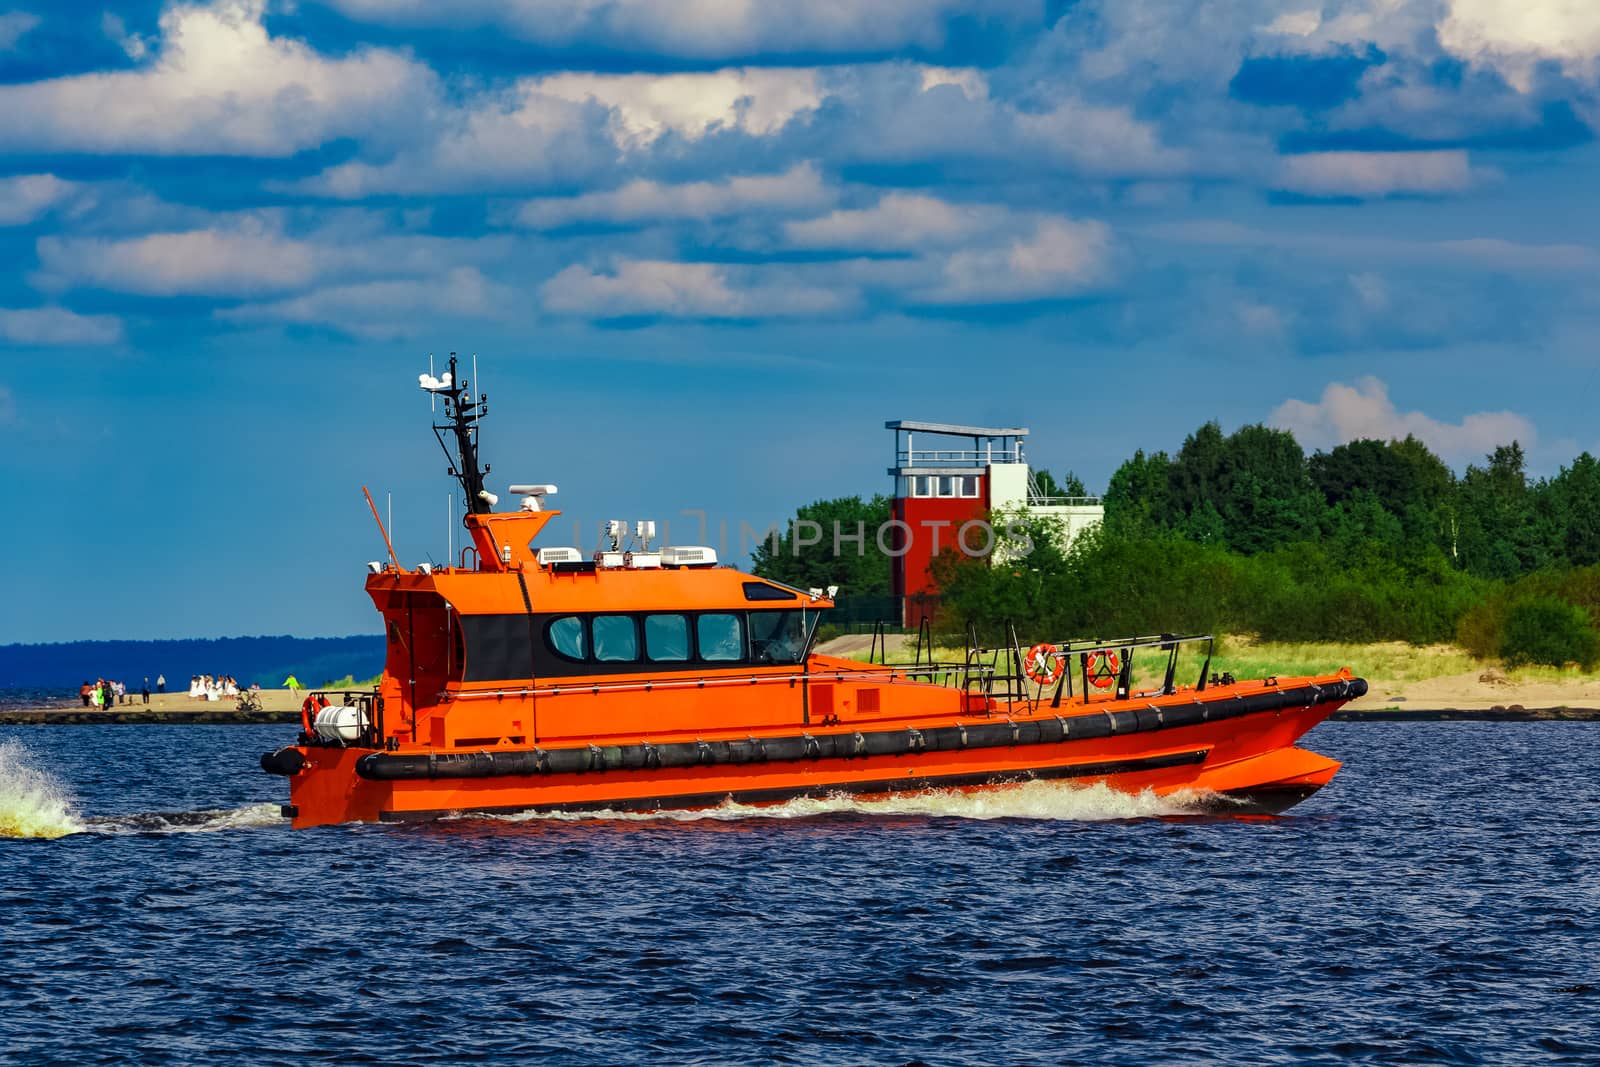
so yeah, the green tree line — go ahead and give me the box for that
[754,423,1600,667]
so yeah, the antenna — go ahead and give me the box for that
[429,352,436,414]
[425,352,492,515]
[387,492,392,555]
[447,492,453,567]
[363,486,399,568]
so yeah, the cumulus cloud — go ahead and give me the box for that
[0,306,124,346]
[321,0,1040,60]
[1271,377,1536,462]
[296,65,824,198]
[517,164,831,229]
[34,214,499,298]
[540,260,852,320]
[537,69,823,145]
[292,87,612,199]
[1276,150,1478,198]
[1153,218,1597,272]
[0,175,79,226]
[1439,0,1600,83]
[923,218,1115,303]
[296,59,1193,199]
[0,0,430,156]
[219,267,509,339]
[784,194,1011,252]
[0,10,39,52]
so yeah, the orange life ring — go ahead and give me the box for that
[300,694,328,733]
[1086,648,1120,689]
[1023,643,1064,686]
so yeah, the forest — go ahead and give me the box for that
[753,422,1600,667]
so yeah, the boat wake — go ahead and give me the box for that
[82,803,285,835]
[0,739,284,839]
[478,779,1232,827]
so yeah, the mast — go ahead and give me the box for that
[426,353,494,515]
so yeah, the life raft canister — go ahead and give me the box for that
[1086,648,1120,689]
[1023,643,1065,686]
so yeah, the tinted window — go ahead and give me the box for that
[697,613,744,662]
[749,610,806,665]
[547,616,585,660]
[645,614,689,662]
[743,581,797,601]
[460,614,535,682]
[592,615,638,662]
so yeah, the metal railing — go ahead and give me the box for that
[896,448,1023,467]
[1026,495,1104,507]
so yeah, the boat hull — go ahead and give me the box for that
[272,678,1361,828]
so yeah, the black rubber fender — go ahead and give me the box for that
[260,747,305,777]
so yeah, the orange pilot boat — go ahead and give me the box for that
[261,356,1367,829]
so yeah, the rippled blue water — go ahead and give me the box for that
[2,722,1597,1065]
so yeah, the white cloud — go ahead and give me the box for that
[37,220,318,297]
[784,194,1009,252]
[0,384,13,426]
[294,67,823,198]
[923,217,1115,303]
[540,260,852,320]
[1271,377,1537,462]
[321,0,1038,59]
[1152,218,1598,271]
[1276,150,1477,198]
[35,215,499,298]
[0,175,79,226]
[536,68,823,146]
[219,267,508,339]
[291,86,608,198]
[0,307,124,346]
[0,10,39,52]
[0,0,430,156]
[1014,99,1189,177]
[517,164,831,229]
[1439,0,1600,84]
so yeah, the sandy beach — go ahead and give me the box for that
[6,650,1598,722]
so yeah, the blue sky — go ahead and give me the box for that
[2,0,1598,642]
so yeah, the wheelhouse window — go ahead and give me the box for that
[644,614,689,662]
[960,475,980,498]
[749,610,806,665]
[937,475,955,497]
[697,613,744,662]
[547,616,586,661]
[911,475,932,497]
[592,615,638,662]
[743,581,797,601]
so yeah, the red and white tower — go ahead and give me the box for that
[887,419,1103,625]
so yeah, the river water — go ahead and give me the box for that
[1,722,1596,1064]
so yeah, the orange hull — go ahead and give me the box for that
[273,674,1359,828]
[263,358,1362,829]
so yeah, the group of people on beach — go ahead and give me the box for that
[188,674,241,701]
[79,677,156,707]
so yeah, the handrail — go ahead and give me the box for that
[897,448,1023,465]
[446,664,998,701]
[1026,495,1104,507]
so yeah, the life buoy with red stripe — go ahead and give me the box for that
[1023,643,1064,686]
[300,694,329,733]
[1086,649,1120,689]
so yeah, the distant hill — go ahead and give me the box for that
[0,635,385,690]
